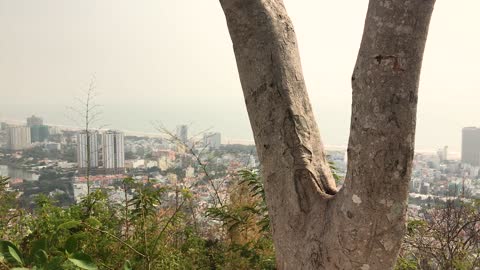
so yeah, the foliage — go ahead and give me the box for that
[397,199,480,270]
[8,154,480,270]
[0,176,28,244]
[0,176,9,190]
[0,234,97,269]
[395,257,418,270]
[1,153,278,270]
[328,160,342,185]
[206,169,275,269]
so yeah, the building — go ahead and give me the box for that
[30,125,50,142]
[48,126,61,135]
[461,127,480,166]
[420,182,430,195]
[101,131,125,173]
[6,126,31,150]
[185,166,195,178]
[125,159,145,169]
[176,125,188,143]
[153,149,176,161]
[26,115,43,127]
[45,143,61,151]
[76,130,99,174]
[204,132,222,149]
[155,150,176,170]
[437,145,448,162]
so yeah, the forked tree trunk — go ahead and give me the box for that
[220,0,435,269]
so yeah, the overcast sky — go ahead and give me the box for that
[0,0,479,152]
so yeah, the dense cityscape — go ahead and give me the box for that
[1,115,480,214]
[1,116,251,208]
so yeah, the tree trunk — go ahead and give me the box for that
[219,0,435,269]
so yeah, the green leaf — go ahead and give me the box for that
[45,256,64,269]
[33,249,48,267]
[67,252,97,270]
[0,240,24,266]
[8,246,24,266]
[85,217,101,228]
[123,260,132,270]
[181,188,192,199]
[31,238,47,257]
[58,220,81,230]
[406,219,427,235]
[64,236,78,254]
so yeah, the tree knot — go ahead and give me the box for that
[374,55,406,72]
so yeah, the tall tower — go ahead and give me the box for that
[26,115,43,127]
[102,131,125,174]
[77,131,99,174]
[203,132,222,149]
[30,125,50,142]
[6,126,31,150]
[176,125,188,143]
[461,127,480,166]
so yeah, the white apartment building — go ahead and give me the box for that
[76,130,99,172]
[102,130,125,173]
[7,126,31,150]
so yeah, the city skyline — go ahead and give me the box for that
[1,115,468,160]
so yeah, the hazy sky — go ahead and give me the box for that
[0,1,479,152]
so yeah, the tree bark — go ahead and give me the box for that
[219,0,435,269]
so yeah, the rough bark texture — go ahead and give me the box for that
[220,0,435,269]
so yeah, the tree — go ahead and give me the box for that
[207,170,275,269]
[67,76,103,197]
[399,199,480,270]
[219,0,436,269]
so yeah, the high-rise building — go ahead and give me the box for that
[176,125,188,143]
[461,127,480,166]
[48,126,61,135]
[6,126,31,150]
[77,131,99,173]
[101,131,125,173]
[30,125,50,142]
[26,115,43,127]
[437,145,448,162]
[203,132,222,149]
